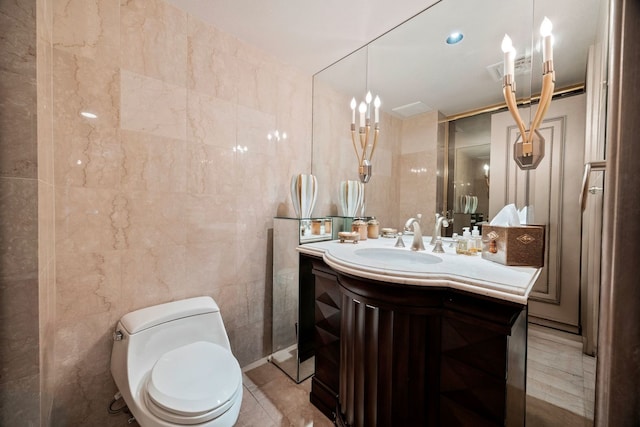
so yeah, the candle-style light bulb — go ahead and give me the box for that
[350,98,357,124]
[540,17,553,62]
[374,96,381,124]
[358,102,367,128]
[365,91,372,104]
[501,34,515,78]
[501,34,513,53]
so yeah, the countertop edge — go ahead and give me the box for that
[297,242,539,305]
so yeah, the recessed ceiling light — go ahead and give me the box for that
[446,32,464,45]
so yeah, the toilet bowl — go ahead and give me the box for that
[111,297,242,427]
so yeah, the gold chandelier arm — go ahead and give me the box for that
[368,127,380,162]
[503,85,528,141]
[350,128,361,163]
[529,72,555,139]
[359,127,368,164]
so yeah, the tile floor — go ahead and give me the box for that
[237,324,595,426]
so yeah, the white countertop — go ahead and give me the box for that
[297,235,541,304]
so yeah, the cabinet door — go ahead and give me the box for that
[310,259,341,419]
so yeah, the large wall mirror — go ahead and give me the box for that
[312,0,603,235]
[312,0,608,422]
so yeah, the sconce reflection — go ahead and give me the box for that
[484,163,490,194]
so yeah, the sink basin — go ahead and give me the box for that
[354,248,443,266]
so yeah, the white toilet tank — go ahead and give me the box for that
[110,297,242,427]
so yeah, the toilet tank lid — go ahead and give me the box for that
[120,297,220,335]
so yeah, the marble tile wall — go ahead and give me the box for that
[48,0,312,424]
[0,0,41,425]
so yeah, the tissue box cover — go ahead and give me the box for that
[481,225,545,267]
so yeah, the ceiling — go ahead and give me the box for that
[166,0,438,74]
[167,0,602,117]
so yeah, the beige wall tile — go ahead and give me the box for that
[120,245,188,311]
[120,0,187,85]
[187,17,239,102]
[124,191,187,248]
[52,49,121,189]
[0,71,37,179]
[121,130,187,193]
[120,70,187,140]
[52,0,119,64]
[55,250,121,323]
[187,91,236,146]
[55,187,126,253]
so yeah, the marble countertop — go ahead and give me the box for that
[297,235,541,304]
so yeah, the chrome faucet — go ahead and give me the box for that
[404,214,425,251]
[430,213,450,245]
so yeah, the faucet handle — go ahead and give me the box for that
[432,237,445,253]
[394,232,405,248]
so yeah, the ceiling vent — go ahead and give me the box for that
[486,55,532,81]
[391,101,433,118]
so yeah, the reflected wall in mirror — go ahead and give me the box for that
[311,0,607,423]
[447,113,491,235]
[312,0,599,233]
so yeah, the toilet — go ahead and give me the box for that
[110,297,243,427]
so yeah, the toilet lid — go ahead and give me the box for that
[147,341,241,417]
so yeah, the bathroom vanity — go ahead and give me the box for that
[298,237,540,427]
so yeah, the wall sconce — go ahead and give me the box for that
[502,17,554,170]
[350,91,381,183]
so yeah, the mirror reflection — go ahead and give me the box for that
[312,0,607,424]
[448,113,492,235]
[312,0,600,233]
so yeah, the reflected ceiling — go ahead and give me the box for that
[166,0,438,74]
[168,0,600,117]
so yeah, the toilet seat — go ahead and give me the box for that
[144,341,242,425]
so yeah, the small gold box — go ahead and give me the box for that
[481,225,545,267]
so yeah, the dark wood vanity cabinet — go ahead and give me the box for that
[307,255,342,421]
[304,255,527,427]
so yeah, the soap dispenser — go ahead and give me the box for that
[471,226,482,253]
[457,227,470,254]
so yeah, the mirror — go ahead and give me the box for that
[448,113,492,235]
[312,0,601,235]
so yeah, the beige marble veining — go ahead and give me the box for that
[0,373,41,427]
[55,249,121,323]
[121,130,188,193]
[186,143,237,195]
[55,187,124,253]
[52,49,121,189]
[187,91,237,146]
[183,193,237,244]
[121,245,188,310]
[54,311,117,383]
[124,191,187,248]
[0,0,37,77]
[184,239,239,289]
[0,179,39,279]
[187,17,240,102]
[52,0,119,64]
[0,70,38,179]
[120,70,187,140]
[120,0,187,86]
[52,370,122,427]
